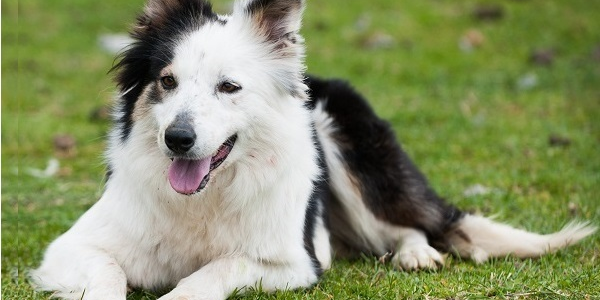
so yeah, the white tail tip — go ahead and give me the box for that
[447,215,597,263]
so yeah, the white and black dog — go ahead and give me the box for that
[31,0,596,299]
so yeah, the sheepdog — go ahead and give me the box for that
[31,0,596,299]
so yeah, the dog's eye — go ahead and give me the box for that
[160,76,177,89]
[218,81,241,94]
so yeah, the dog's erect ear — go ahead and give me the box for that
[136,0,183,33]
[238,0,304,46]
[139,0,180,30]
[136,0,215,33]
[235,0,308,98]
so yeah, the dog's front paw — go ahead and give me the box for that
[391,242,444,271]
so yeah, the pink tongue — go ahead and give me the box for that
[168,157,211,194]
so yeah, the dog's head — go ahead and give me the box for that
[111,0,307,195]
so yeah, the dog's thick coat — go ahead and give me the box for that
[31,0,596,299]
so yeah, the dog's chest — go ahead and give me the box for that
[104,165,312,290]
[119,202,240,289]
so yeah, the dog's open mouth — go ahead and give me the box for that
[167,135,237,195]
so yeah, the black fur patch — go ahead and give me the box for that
[110,0,218,142]
[303,125,330,277]
[305,75,463,252]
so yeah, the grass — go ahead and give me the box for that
[2,0,599,299]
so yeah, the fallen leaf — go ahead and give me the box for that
[459,29,485,52]
[360,32,395,50]
[548,134,571,147]
[473,4,505,22]
[53,134,77,157]
[568,202,579,216]
[26,158,60,179]
[530,48,555,66]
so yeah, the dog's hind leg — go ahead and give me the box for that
[309,76,461,270]
[317,137,451,271]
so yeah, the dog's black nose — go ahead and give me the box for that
[165,125,196,154]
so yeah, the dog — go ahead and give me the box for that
[31,0,596,299]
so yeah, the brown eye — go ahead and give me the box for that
[160,76,177,89]
[218,81,241,94]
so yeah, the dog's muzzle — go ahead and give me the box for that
[164,124,237,195]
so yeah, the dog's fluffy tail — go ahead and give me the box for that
[446,214,597,263]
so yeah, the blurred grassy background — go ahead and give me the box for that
[2,0,599,299]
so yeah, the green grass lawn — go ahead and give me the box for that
[3,0,599,299]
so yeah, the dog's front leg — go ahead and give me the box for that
[32,243,128,300]
[80,256,128,300]
[158,256,317,300]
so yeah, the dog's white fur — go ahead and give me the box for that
[31,0,596,299]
